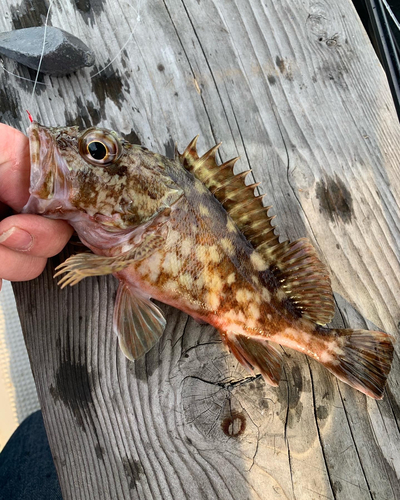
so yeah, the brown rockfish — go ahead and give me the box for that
[23,121,394,399]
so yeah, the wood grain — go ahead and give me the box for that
[3,0,400,498]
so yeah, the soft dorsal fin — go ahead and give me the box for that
[178,137,335,326]
[261,238,335,325]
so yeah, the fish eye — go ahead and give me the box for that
[87,141,108,161]
[79,129,121,166]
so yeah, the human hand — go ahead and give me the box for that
[0,124,73,290]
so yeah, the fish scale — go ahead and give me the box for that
[23,121,394,400]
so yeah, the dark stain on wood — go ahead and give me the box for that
[157,63,165,72]
[64,109,84,129]
[260,397,271,410]
[77,97,102,127]
[276,56,285,73]
[73,0,91,14]
[275,56,293,81]
[332,481,343,494]
[164,137,175,159]
[321,61,348,89]
[95,444,105,460]
[267,74,276,85]
[49,357,94,430]
[73,0,106,25]
[221,412,246,437]
[121,129,141,145]
[11,0,51,29]
[121,49,129,69]
[277,363,305,429]
[291,365,303,406]
[91,64,127,112]
[316,175,354,224]
[316,405,329,420]
[34,69,50,90]
[386,387,400,420]
[0,86,19,124]
[122,457,144,489]
[368,436,399,491]
[65,97,101,129]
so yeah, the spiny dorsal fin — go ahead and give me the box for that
[178,137,334,325]
[178,136,279,248]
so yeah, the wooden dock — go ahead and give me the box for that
[2,0,400,498]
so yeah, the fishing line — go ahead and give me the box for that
[0,59,48,85]
[30,0,54,108]
[89,0,142,79]
[1,0,141,116]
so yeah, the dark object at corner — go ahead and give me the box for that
[0,410,62,500]
[353,0,400,118]
[0,26,95,76]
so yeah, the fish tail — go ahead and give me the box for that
[321,328,394,399]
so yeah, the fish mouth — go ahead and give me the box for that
[22,122,73,218]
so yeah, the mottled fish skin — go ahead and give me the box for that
[23,122,394,400]
[121,158,317,350]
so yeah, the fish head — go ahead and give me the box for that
[23,122,182,248]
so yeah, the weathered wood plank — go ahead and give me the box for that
[2,0,400,498]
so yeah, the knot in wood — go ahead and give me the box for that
[221,412,246,437]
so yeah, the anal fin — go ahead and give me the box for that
[114,282,166,360]
[221,332,283,386]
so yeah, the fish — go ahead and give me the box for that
[22,121,394,399]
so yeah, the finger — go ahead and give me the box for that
[0,214,73,258]
[0,124,30,211]
[0,245,47,281]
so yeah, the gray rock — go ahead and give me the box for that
[0,26,95,75]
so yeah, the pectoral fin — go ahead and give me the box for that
[222,332,283,386]
[54,232,165,288]
[114,282,166,360]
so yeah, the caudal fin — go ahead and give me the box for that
[323,329,394,399]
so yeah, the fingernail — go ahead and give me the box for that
[0,227,33,251]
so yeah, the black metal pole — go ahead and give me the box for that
[365,0,400,118]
